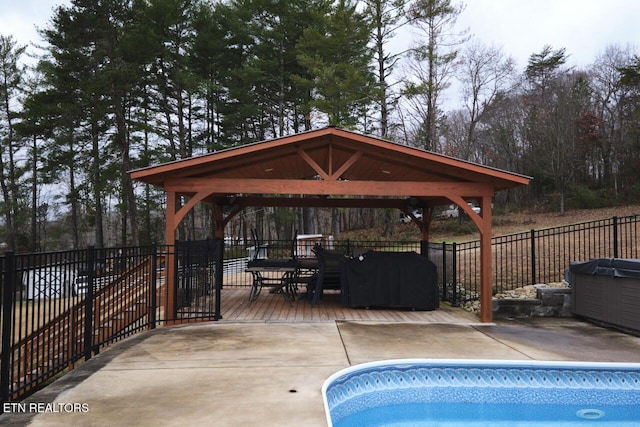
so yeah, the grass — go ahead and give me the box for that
[1,298,80,345]
[340,205,640,243]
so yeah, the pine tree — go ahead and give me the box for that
[41,0,143,246]
[363,0,409,137]
[296,0,376,128]
[404,0,467,151]
[0,35,29,250]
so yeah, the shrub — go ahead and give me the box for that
[570,186,610,209]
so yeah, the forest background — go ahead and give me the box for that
[1,0,640,252]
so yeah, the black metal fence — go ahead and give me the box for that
[432,214,640,304]
[0,241,223,406]
[221,214,640,304]
[1,214,638,405]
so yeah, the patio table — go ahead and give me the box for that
[246,258,301,304]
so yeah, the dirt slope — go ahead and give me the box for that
[420,205,639,242]
[489,205,640,236]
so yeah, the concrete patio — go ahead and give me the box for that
[3,313,640,426]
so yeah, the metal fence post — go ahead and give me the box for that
[214,238,223,320]
[172,242,180,321]
[613,216,619,259]
[451,242,458,306]
[150,243,157,329]
[530,229,536,286]
[1,251,15,406]
[441,242,448,301]
[84,246,95,361]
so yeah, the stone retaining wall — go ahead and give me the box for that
[492,285,573,319]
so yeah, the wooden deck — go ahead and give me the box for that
[216,287,481,323]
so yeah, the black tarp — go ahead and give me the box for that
[569,258,640,279]
[342,251,439,310]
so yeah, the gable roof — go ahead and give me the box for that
[131,127,531,198]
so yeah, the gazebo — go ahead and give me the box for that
[130,126,531,323]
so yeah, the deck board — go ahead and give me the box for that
[216,287,480,323]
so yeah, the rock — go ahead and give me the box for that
[463,282,571,316]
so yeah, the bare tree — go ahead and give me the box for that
[479,93,528,205]
[454,40,516,162]
[523,46,589,213]
[402,0,467,151]
[589,44,637,193]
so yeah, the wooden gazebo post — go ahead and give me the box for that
[164,190,177,320]
[446,193,494,323]
[478,195,493,323]
[163,188,222,320]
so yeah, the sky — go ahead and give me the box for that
[1,1,64,48]
[1,0,639,74]
[457,0,640,70]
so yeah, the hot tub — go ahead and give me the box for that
[571,258,640,332]
[323,359,640,426]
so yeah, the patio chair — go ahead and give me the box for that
[308,245,346,306]
[250,229,298,260]
[246,230,301,304]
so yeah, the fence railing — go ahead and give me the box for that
[433,214,640,303]
[221,214,640,304]
[1,214,638,405]
[0,241,222,406]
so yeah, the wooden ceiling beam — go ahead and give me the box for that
[331,150,363,180]
[297,147,329,180]
[165,178,494,198]
[225,196,410,209]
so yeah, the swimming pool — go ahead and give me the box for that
[323,359,640,426]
